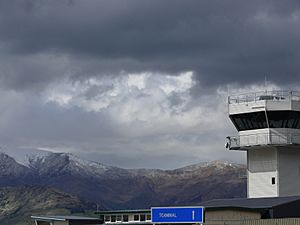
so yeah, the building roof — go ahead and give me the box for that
[31,215,102,222]
[200,196,300,210]
[96,209,151,215]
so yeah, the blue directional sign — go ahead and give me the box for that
[151,206,204,223]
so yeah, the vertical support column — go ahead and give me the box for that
[247,150,249,198]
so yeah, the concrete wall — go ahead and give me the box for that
[278,147,300,196]
[247,148,278,198]
[238,128,300,146]
[239,129,270,146]
[229,101,266,115]
[245,145,300,198]
[228,99,300,115]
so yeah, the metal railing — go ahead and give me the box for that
[227,132,300,149]
[228,90,300,104]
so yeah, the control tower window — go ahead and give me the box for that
[230,112,267,131]
[267,111,300,129]
[230,111,300,130]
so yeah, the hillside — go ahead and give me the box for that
[0,186,98,225]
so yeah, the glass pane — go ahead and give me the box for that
[117,216,122,221]
[134,215,139,221]
[140,214,146,221]
[267,111,300,129]
[105,216,111,222]
[231,111,300,130]
[146,214,151,221]
[230,112,267,131]
[111,216,116,222]
[123,215,128,222]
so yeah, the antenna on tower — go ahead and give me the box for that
[264,76,268,93]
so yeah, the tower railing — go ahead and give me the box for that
[227,132,300,149]
[228,90,300,104]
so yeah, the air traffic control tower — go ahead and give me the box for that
[226,91,300,198]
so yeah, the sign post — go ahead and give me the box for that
[151,206,204,224]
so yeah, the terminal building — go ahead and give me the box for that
[97,209,152,224]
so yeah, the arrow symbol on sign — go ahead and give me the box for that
[192,210,195,220]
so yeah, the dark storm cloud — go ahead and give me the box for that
[1,0,300,91]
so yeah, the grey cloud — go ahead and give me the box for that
[168,93,185,108]
[0,94,117,146]
[0,0,300,91]
[0,74,245,169]
[83,83,114,100]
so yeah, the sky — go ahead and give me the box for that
[1,0,300,169]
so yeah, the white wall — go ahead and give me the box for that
[229,99,296,115]
[239,128,300,147]
[248,149,278,198]
[278,148,300,196]
[240,129,270,146]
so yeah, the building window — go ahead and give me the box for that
[230,110,300,131]
[134,215,139,221]
[140,214,146,221]
[123,215,128,222]
[111,215,116,222]
[230,112,267,131]
[116,215,122,222]
[105,216,111,222]
[267,111,300,129]
[272,177,276,185]
[146,214,151,221]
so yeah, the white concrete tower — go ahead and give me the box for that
[227,91,300,198]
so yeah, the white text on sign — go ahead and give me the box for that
[159,213,177,218]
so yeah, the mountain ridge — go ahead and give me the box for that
[0,149,246,209]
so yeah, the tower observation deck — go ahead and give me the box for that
[226,90,300,198]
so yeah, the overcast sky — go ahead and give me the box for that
[1,0,300,169]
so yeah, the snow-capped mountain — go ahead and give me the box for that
[0,146,52,167]
[0,147,116,177]
[0,148,246,209]
[0,152,30,177]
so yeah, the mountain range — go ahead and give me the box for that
[0,148,247,209]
